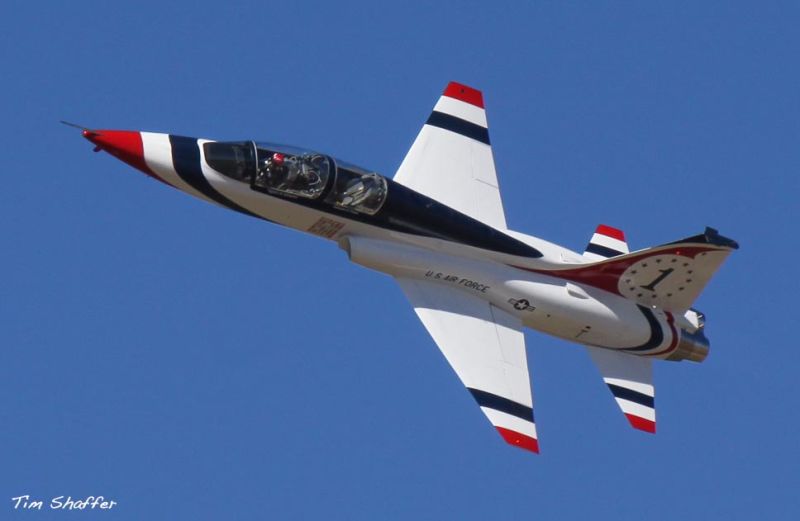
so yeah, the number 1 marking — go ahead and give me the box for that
[640,268,674,291]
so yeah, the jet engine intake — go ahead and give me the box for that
[339,235,455,277]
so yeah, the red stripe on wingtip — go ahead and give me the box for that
[443,81,485,108]
[496,427,539,453]
[625,414,656,433]
[596,224,626,242]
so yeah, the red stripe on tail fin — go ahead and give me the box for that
[596,224,626,241]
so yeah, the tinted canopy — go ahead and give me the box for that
[203,141,388,214]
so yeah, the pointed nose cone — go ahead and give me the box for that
[83,129,157,179]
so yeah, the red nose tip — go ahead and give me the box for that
[82,129,161,182]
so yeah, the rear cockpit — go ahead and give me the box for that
[203,141,387,215]
[331,160,387,215]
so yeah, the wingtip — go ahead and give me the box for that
[625,414,656,433]
[496,427,540,454]
[443,81,485,109]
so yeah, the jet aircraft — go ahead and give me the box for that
[70,82,738,453]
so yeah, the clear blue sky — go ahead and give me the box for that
[2,1,798,519]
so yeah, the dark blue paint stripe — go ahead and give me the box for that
[169,135,261,219]
[468,388,534,422]
[621,306,664,352]
[585,243,624,258]
[426,111,490,145]
[607,384,654,408]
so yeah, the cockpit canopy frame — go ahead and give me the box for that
[203,140,388,215]
[328,161,388,216]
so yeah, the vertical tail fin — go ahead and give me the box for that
[531,227,738,313]
[584,224,629,261]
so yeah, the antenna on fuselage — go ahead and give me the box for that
[60,120,90,131]
[60,121,102,150]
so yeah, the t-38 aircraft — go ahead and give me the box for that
[69,82,737,454]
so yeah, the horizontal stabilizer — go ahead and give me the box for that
[587,347,656,433]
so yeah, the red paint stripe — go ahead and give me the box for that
[496,427,539,454]
[83,129,168,186]
[625,414,656,433]
[512,245,717,296]
[596,224,626,242]
[650,311,680,357]
[443,81,485,108]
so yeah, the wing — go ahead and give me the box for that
[586,346,656,433]
[393,82,507,230]
[395,277,538,453]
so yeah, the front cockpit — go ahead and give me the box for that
[253,147,330,200]
[203,141,388,215]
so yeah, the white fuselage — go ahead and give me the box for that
[341,235,677,356]
[96,131,681,359]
